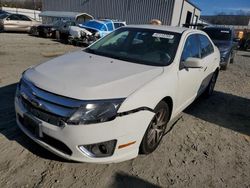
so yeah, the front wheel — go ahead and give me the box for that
[140,101,170,154]
[230,52,235,64]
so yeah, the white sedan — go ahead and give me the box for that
[15,25,220,163]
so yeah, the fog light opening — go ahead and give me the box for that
[79,139,117,158]
[99,144,108,154]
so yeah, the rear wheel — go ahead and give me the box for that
[140,101,170,154]
[204,71,218,97]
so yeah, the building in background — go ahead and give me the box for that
[41,0,200,26]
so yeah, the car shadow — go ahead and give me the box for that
[184,91,250,136]
[240,54,250,58]
[111,172,161,188]
[0,83,70,162]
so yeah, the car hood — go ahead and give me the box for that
[24,51,164,100]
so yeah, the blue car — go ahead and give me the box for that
[69,19,126,46]
[203,26,238,70]
[80,19,126,37]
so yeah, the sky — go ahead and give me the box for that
[190,0,250,15]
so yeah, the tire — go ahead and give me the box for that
[140,101,170,154]
[0,25,4,32]
[221,54,231,70]
[230,57,234,64]
[204,71,218,97]
[230,52,234,64]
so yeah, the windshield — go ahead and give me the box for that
[203,28,232,41]
[85,28,181,66]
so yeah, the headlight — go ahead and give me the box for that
[67,98,125,125]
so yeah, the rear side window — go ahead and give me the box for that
[198,34,214,58]
[181,34,200,61]
[19,15,31,21]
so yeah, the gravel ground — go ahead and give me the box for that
[0,33,250,188]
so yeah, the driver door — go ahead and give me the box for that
[176,34,203,113]
[4,14,20,31]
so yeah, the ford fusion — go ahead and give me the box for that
[15,25,220,163]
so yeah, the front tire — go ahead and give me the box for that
[140,101,170,154]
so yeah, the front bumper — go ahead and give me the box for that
[15,96,154,163]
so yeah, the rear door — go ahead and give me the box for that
[177,34,203,112]
[18,15,32,32]
[198,34,217,92]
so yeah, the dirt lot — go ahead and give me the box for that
[0,33,250,188]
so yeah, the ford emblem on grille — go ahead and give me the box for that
[30,98,42,108]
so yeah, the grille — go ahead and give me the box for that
[21,97,66,127]
[18,78,83,126]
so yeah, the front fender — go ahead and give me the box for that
[118,65,178,119]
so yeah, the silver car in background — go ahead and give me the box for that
[0,13,40,32]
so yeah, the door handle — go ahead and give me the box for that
[203,67,207,71]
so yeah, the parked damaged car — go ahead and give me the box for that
[54,20,77,41]
[30,12,93,38]
[30,20,64,38]
[68,19,126,46]
[15,25,220,163]
[0,13,40,33]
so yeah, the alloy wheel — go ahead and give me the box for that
[146,109,168,149]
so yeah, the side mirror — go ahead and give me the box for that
[182,57,203,69]
[6,18,10,21]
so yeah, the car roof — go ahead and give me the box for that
[124,25,190,34]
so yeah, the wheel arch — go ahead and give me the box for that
[160,96,173,120]
[215,67,220,75]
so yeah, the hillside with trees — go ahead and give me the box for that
[0,0,42,10]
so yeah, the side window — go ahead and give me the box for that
[106,22,114,31]
[19,15,31,21]
[181,34,200,61]
[199,34,214,58]
[8,14,21,20]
